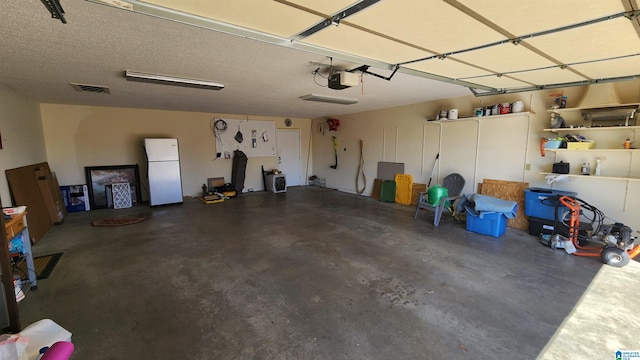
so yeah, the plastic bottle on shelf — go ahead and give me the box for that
[624,137,631,149]
[595,159,601,176]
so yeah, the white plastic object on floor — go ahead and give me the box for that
[19,319,72,360]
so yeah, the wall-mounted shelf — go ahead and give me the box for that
[544,148,638,153]
[546,103,640,113]
[540,172,640,181]
[543,126,640,133]
[428,111,532,123]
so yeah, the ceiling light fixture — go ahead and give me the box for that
[124,70,224,90]
[300,94,358,105]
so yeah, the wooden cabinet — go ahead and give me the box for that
[429,112,531,193]
[0,212,36,332]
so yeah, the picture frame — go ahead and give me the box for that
[85,165,142,209]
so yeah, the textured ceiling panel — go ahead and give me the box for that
[345,0,505,54]
[451,43,557,73]
[404,58,492,79]
[286,0,361,16]
[525,18,640,64]
[572,56,640,79]
[141,0,321,37]
[460,75,531,89]
[135,0,640,94]
[509,67,587,85]
[456,0,625,35]
[301,24,434,64]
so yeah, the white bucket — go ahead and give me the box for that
[448,108,458,120]
[511,101,524,113]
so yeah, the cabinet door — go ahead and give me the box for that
[439,120,478,194]
[476,115,529,183]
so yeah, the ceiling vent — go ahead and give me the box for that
[300,93,358,105]
[70,83,111,94]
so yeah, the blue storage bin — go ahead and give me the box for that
[524,188,577,221]
[465,210,507,238]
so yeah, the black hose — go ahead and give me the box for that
[554,196,605,244]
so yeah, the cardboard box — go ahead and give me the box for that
[60,185,90,212]
[5,162,60,244]
[34,167,65,224]
[207,177,225,191]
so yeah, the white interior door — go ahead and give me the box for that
[277,129,302,187]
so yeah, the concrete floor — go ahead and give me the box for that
[16,186,640,359]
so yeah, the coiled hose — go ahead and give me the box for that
[554,195,605,244]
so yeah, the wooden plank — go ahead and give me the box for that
[371,179,382,201]
[479,179,529,231]
[411,183,426,206]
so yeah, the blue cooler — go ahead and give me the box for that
[524,188,577,221]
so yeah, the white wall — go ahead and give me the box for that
[39,104,312,200]
[0,86,47,207]
[311,80,640,231]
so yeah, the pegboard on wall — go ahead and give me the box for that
[212,118,277,158]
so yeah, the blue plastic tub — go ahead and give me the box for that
[465,211,507,238]
[524,188,577,221]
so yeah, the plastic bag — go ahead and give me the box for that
[0,334,29,360]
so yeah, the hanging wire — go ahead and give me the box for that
[311,57,333,87]
[210,117,227,160]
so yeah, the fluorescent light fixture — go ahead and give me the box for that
[125,70,224,90]
[300,93,358,105]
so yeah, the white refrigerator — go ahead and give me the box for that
[144,138,184,206]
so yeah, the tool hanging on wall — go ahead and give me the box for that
[427,153,439,187]
[327,118,340,131]
[234,124,243,143]
[331,136,338,169]
[356,139,366,194]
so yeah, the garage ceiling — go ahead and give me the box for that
[115,0,640,91]
[1,0,639,118]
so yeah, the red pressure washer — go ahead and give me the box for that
[557,195,640,267]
